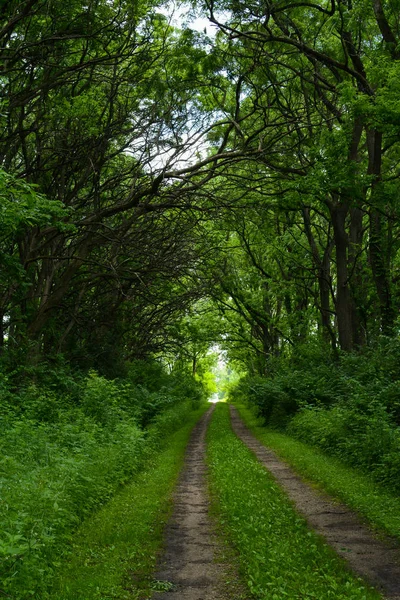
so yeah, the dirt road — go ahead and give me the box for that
[152,404,400,600]
[230,405,400,600]
[152,405,246,600]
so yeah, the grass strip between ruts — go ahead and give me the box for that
[234,402,400,541]
[206,403,381,600]
[47,403,209,600]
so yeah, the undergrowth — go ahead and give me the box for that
[47,402,209,600]
[230,338,400,492]
[0,360,205,599]
[206,403,382,600]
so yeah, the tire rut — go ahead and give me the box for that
[230,404,400,600]
[152,405,245,600]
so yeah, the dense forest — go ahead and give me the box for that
[2,0,400,598]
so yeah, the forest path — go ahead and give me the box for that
[151,404,246,600]
[230,405,400,600]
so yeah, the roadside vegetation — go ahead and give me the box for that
[235,402,400,540]
[206,403,382,600]
[0,360,207,599]
[228,338,400,540]
[48,403,208,600]
[231,340,400,489]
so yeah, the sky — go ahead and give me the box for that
[157,1,220,37]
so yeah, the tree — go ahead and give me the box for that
[0,0,256,366]
[194,0,400,351]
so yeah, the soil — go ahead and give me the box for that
[230,405,400,600]
[151,405,247,600]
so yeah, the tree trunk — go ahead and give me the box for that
[0,310,4,354]
[349,206,366,346]
[367,129,394,333]
[302,207,336,347]
[329,201,353,351]
[320,241,336,348]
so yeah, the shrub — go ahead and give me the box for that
[231,336,400,491]
[233,367,344,429]
[81,371,121,426]
[0,362,205,599]
[288,403,400,491]
[126,359,170,392]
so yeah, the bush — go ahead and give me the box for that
[0,412,146,596]
[81,371,121,426]
[232,366,344,429]
[120,361,205,427]
[288,403,400,491]
[244,376,296,427]
[0,362,206,599]
[232,337,400,492]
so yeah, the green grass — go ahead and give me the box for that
[207,403,382,600]
[46,403,209,600]
[234,402,400,540]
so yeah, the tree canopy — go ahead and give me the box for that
[1,0,400,374]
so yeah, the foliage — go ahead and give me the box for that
[0,362,206,599]
[207,404,381,599]
[0,0,223,368]
[3,0,400,367]
[0,169,66,234]
[230,341,341,426]
[230,375,298,428]
[288,404,400,492]
[121,359,206,426]
[233,338,400,492]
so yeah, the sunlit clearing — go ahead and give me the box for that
[209,392,220,403]
[208,345,230,403]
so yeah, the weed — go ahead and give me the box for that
[150,580,175,592]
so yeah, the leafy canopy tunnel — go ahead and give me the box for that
[1,0,400,375]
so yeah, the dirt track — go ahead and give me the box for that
[152,404,400,600]
[230,405,400,600]
[151,405,246,600]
